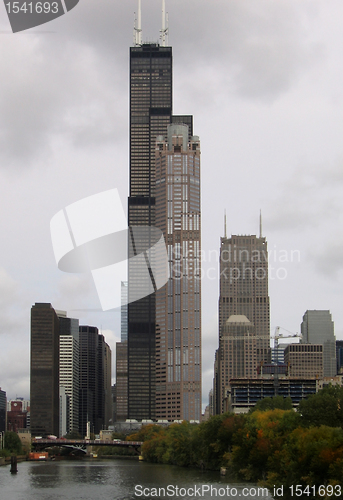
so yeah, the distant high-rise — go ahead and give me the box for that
[0,388,6,433]
[301,310,336,377]
[103,340,112,429]
[214,229,270,414]
[58,311,79,436]
[59,386,69,437]
[115,282,128,422]
[121,282,128,342]
[336,340,343,374]
[30,303,60,437]
[115,342,128,422]
[79,326,111,436]
[155,124,201,421]
[79,326,99,437]
[127,8,193,419]
[218,231,270,345]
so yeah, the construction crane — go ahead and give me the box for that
[272,326,302,350]
[271,326,302,396]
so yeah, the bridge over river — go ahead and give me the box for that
[31,438,143,454]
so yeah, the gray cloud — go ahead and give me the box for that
[1,0,343,400]
[266,158,343,232]
[0,0,325,168]
[0,33,126,167]
[0,268,26,335]
[308,238,343,278]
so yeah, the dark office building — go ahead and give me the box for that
[79,326,111,436]
[0,388,6,433]
[128,37,193,419]
[30,303,60,437]
[115,342,128,422]
[128,43,172,420]
[336,340,343,374]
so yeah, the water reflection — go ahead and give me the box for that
[0,460,274,500]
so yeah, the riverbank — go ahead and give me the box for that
[0,455,27,466]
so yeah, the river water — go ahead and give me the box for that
[0,459,273,500]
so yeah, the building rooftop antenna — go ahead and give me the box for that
[224,209,227,238]
[160,0,169,46]
[259,209,262,238]
[133,0,142,46]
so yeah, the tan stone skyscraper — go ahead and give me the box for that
[155,124,201,421]
[218,232,270,344]
[214,230,270,414]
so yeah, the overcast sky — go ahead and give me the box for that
[1,0,343,410]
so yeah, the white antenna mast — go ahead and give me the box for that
[160,0,169,46]
[134,0,142,46]
[224,209,227,238]
[259,209,262,238]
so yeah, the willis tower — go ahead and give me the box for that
[127,0,194,419]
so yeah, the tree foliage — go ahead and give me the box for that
[298,385,343,428]
[137,387,343,488]
[4,431,22,454]
[126,424,164,442]
[231,409,300,481]
[250,396,293,413]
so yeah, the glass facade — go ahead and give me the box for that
[128,44,173,420]
[30,303,60,437]
[78,326,111,436]
[0,389,6,433]
[301,310,336,377]
[128,43,195,420]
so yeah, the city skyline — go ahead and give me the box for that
[1,1,343,411]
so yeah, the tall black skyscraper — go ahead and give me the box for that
[78,326,111,436]
[128,43,172,421]
[127,6,193,419]
[0,388,6,433]
[30,303,60,437]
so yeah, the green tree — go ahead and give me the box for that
[126,424,164,442]
[111,432,126,441]
[265,426,343,490]
[231,409,300,481]
[298,385,343,428]
[194,413,242,470]
[4,431,22,454]
[250,396,293,413]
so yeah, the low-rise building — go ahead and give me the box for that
[225,378,317,413]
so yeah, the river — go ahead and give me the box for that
[0,459,274,500]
